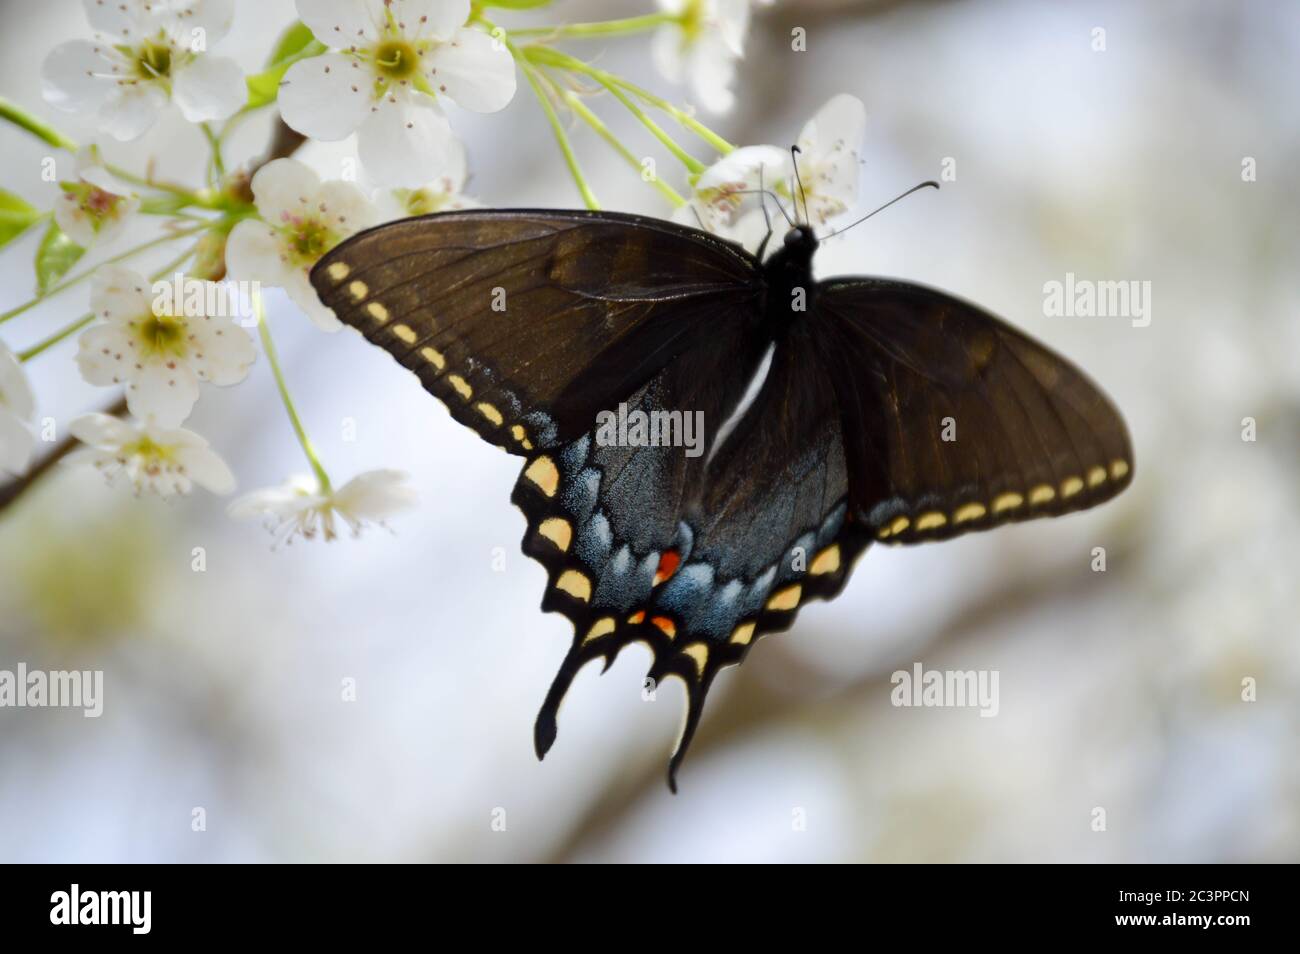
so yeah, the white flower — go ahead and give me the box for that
[280,0,516,187]
[672,144,790,251]
[377,139,481,219]
[675,94,867,253]
[41,0,246,141]
[229,469,417,544]
[0,342,37,478]
[652,0,754,114]
[67,412,236,497]
[224,158,378,331]
[790,93,867,227]
[76,265,257,427]
[54,149,140,246]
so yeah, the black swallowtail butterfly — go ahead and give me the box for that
[310,198,1133,790]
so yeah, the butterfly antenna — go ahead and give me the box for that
[688,203,707,232]
[754,166,775,259]
[791,145,809,224]
[822,180,940,240]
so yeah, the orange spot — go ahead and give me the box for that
[627,611,646,625]
[653,549,681,586]
[650,616,677,639]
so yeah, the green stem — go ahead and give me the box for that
[518,57,599,210]
[605,74,735,156]
[200,123,226,183]
[254,291,333,495]
[524,46,705,174]
[17,245,196,362]
[0,223,209,326]
[0,96,77,151]
[506,13,678,39]
[544,71,684,207]
[104,162,201,204]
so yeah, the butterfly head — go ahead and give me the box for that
[783,224,819,253]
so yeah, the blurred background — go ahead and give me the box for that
[0,0,1297,863]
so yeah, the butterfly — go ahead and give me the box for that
[309,180,1133,791]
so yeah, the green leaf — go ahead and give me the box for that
[245,23,327,110]
[0,188,42,249]
[265,20,316,68]
[34,222,85,295]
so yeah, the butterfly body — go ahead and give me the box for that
[311,208,1133,790]
[758,225,820,337]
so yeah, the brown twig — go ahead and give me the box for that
[0,396,127,512]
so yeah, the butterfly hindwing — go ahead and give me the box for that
[515,320,870,788]
[815,278,1134,544]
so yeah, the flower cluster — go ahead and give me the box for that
[2,0,868,543]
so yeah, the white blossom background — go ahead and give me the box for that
[1,0,1297,862]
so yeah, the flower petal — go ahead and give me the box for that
[126,360,201,427]
[715,0,752,56]
[798,93,866,215]
[229,475,318,519]
[425,27,516,113]
[687,33,738,114]
[396,0,470,40]
[334,468,418,519]
[41,40,118,112]
[696,144,790,194]
[91,264,154,324]
[224,219,286,285]
[175,442,236,495]
[315,180,378,235]
[75,322,136,387]
[80,0,153,38]
[188,314,256,386]
[172,54,245,122]
[53,194,97,247]
[0,345,35,421]
[357,91,454,187]
[281,266,342,332]
[279,51,373,142]
[97,82,169,141]
[181,0,236,46]
[69,411,137,449]
[249,158,321,225]
[651,24,686,85]
[296,0,380,46]
[0,411,35,477]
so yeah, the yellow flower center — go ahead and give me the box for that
[122,435,174,465]
[373,38,419,81]
[137,315,188,358]
[135,40,173,80]
[286,219,338,267]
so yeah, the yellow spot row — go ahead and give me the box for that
[877,459,1130,540]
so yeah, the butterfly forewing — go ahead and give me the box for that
[816,278,1134,545]
[310,210,760,454]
